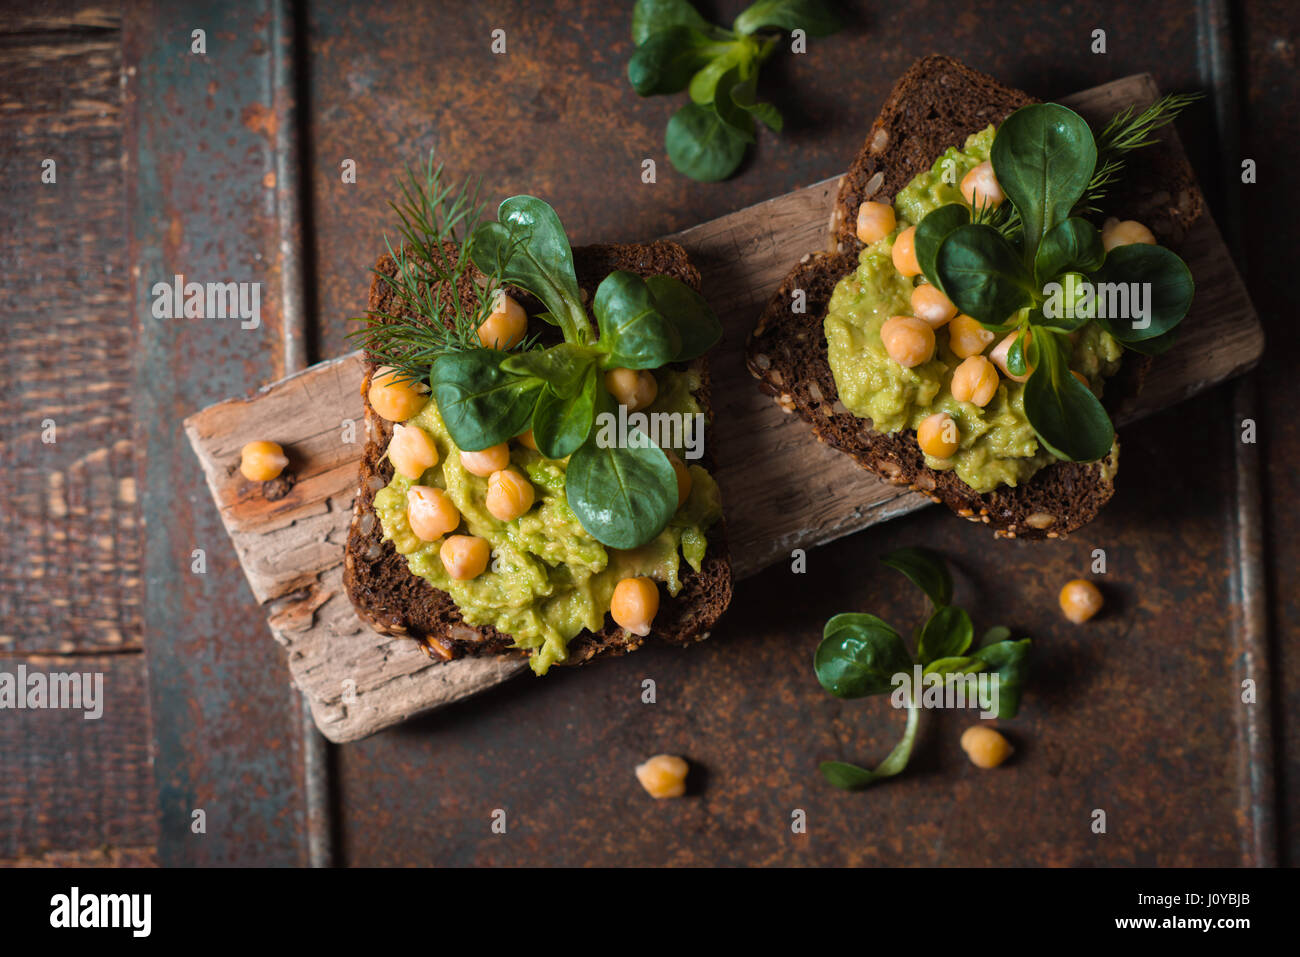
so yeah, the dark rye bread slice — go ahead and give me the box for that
[343,241,733,666]
[748,55,1200,540]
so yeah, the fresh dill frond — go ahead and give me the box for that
[347,152,506,385]
[1078,91,1202,214]
[971,193,1022,241]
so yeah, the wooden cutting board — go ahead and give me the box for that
[184,74,1262,743]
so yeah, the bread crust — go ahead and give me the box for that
[343,241,733,665]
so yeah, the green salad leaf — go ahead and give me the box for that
[879,546,952,607]
[815,613,912,698]
[566,423,679,550]
[814,551,1033,790]
[628,0,841,181]
[430,350,542,452]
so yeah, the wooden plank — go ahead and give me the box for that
[0,15,140,654]
[0,653,157,860]
[184,75,1263,742]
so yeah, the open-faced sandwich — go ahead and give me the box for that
[747,56,1200,539]
[344,159,732,674]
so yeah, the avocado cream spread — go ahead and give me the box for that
[374,368,722,675]
[824,126,1123,493]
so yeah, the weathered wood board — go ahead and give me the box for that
[185,75,1262,742]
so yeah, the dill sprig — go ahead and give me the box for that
[348,153,506,385]
[1078,91,1202,213]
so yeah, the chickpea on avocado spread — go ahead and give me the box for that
[350,175,726,675]
[370,364,721,674]
[827,97,1198,492]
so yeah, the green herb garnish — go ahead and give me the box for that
[627,0,842,182]
[917,97,1199,463]
[348,154,512,387]
[461,195,722,548]
[353,165,723,552]
[814,548,1031,790]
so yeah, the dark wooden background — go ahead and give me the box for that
[1,0,1295,866]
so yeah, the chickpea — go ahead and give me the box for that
[635,754,689,799]
[406,485,460,541]
[960,726,1013,769]
[477,291,528,350]
[459,442,511,478]
[611,576,659,637]
[990,329,1034,383]
[666,451,692,509]
[1059,578,1104,624]
[856,200,897,245]
[605,367,657,412]
[387,423,439,481]
[516,429,538,451]
[950,355,1000,407]
[947,314,996,358]
[891,225,921,277]
[917,412,960,459]
[960,160,1005,210]
[485,467,535,522]
[911,283,958,328]
[880,315,936,368]
[368,366,428,423]
[440,535,491,581]
[240,440,288,482]
[1101,217,1156,252]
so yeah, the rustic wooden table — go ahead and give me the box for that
[2,0,1294,867]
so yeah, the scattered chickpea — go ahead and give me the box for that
[611,576,659,637]
[477,291,528,350]
[605,367,658,411]
[459,442,511,478]
[666,451,692,509]
[949,355,1000,407]
[440,535,491,581]
[947,314,996,358]
[917,412,960,459]
[960,160,1005,210]
[240,440,288,482]
[856,200,897,245]
[1101,217,1156,252]
[516,429,539,451]
[485,467,536,522]
[891,225,921,277]
[387,423,439,481]
[911,283,958,328]
[1059,578,1104,623]
[368,367,428,422]
[636,754,689,799]
[961,726,1013,769]
[990,329,1034,383]
[880,315,936,368]
[406,485,460,541]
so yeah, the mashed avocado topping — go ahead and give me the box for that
[374,368,722,675]
[824,126,1124,493]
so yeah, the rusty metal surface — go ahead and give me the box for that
[124,0,311,865]
[1237,0,1298,867]
[287,0,1287,865]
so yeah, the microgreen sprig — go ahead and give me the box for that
[815,548,1031,790]
[626,0,842,182]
